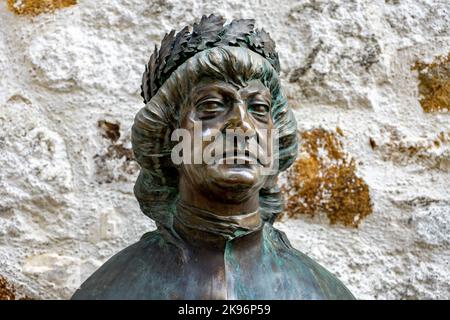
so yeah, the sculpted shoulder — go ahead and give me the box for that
[267,226,356,300]
[71,230,184,300]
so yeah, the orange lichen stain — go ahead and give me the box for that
[7,0,77,16]
[412,53,450,113]
[0,275,32,300]
[0,275,16,300]
[282,128,372,228]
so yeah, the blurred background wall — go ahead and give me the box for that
[0,0,449,299]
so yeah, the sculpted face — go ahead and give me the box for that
[178,78,274,203]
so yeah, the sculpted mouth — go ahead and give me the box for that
[215,149,261,165]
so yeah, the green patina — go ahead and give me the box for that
[71,15,355,300]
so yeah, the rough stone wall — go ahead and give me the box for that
[0,0,449,299]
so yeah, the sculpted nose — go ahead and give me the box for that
[225,102,256,136]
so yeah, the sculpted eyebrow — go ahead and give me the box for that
[214,85,239,99]
[194,85,238,103]
[247,92,271,105]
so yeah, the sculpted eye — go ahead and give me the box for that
[196,100,226,119]
[249,103,270,118]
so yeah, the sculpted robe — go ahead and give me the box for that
[72,221,355,300]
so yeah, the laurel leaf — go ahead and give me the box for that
[248,29,265,55]
[141,16,281,103]
[164,26,190,75]
[141,45,158,103]
[156,30,176,86]
[187,14,225,52]
[249,28,280,72]
[218,18,255,46]
[270,51,281,72]
[258,28,276,56]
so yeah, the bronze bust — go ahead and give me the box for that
[72,15,355,300]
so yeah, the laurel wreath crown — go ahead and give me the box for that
[140,14,280,104]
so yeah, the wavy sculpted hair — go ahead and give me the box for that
[132,46,298,231]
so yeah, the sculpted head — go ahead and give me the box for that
[132,16,298,229]
[177,50,278,205]
[71,16,356,302]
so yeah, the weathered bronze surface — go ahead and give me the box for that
[71,15,355,300]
